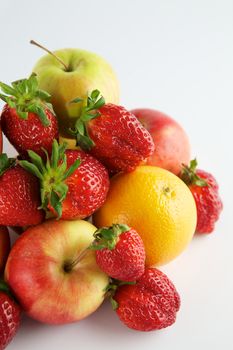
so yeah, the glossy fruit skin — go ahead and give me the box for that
[94,166,197,266]
[87,104,155,173]
[131,109,190,175]
[0,227,10,274]
[58,149,109,219]
[114,268,180,331]
[5,219,108,325]
[188,170,223,233]
[33,48,120,137]
[96,229,145,281]
[1,105,59,158]
[0,292,21,350]
[0,165,44,226]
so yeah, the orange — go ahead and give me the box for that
[94,166,197,266]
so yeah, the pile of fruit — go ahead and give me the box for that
[0,41,223,349]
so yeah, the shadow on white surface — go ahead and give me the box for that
[8,300,167,350]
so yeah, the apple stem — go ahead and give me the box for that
[73,247,90,265]
[30,40,69,72]
[65,247,90,272]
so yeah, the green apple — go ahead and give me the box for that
[32,48,120,136]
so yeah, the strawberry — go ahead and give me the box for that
[0,154,44,226]
[92,224,145,281]
[111,268,180,332]
[70,90,155,173]
[180,159,223,233]
[0,281,21,350]
[20,140,109,219]
[0,75,59,158]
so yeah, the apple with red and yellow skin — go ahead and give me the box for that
[131,109,191,175]
[0,226,10,274]
[5,219,109,325]
[32,48,120,137]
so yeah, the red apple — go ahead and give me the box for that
[0,226,10,274]
[5,219,109,325]
[131,109,191,175]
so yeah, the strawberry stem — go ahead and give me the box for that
[0,154,16,177]
[104,279,136,310]
[19,140,81,218]
[0,75,54,126]
[0,280,10,294]
[63,224,130,271]
[63,247,90,272]
[90,224,130,250]
[69,89,105,150]
[180,159,208,187]
[30,40,69,72]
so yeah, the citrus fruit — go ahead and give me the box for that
[94,166,197,266]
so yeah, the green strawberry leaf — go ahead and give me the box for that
[0,154,16,177]
[27,104,50,126]
[0,82,17,96]
[62,159,81,180]
[50,190,62,218]
[27,150,46,173]
[75,119,85,135]
[90,89,100,100]
[91,224,130,251]
[104,278,136,309]
[17,110,28,119]
[19,139,81,218]
[0,279,13,300]
[27,74,38,92]
[0,75,55,127]
[51,140,59,168]
[0,93,9,103]
[189,158,198,172]
[75,133,95,151]
[194,178,209,187]
[55,183,68,202]
[0,280,10,294]
[69,89,105,151]
[180,158,209,187]
[110,297,119,310]
[36,89,51,101]
[92,96,105,110]
[19,160,44,180]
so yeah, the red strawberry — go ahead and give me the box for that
[0,75,59,158]
[20,140,109,219]
[70,90,155,173]
[0,154,44,226]
[0,281,21,350]
[92,224,145,281]
[112,268,180,332]
[180,159,223,233]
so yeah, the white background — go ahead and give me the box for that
[0,0,232,349]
